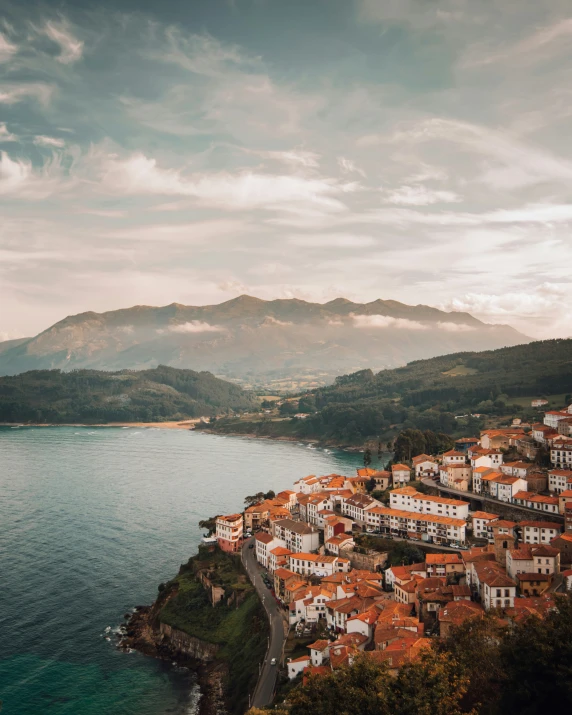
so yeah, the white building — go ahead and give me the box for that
[389,487,470,520]
[551,444,572,468]
[341,493,381,524]
[441,450,466,465]
[471,511,499,539]
[544,410,571,429]
[520,521,562,544]
[287,552,350,578]
[365,506,466,545]
[548,468,572,494]
[391,464,412,486]
[412,454,439,478]
[215,513,243,553]
[272,518,320,553]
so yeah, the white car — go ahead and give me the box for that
[270,658,277,666]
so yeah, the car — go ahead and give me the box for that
[248,543,254,549]
[270,658,277,666]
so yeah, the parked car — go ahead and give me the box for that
[248,543,254,549]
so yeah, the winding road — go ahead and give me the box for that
[242,537,286,708]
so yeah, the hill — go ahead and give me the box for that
[204,339,572,444]
[0,295,528,390]
[0,365,258,424]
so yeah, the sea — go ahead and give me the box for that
[0,426,369,715]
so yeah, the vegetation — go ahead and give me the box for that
[283,595,572,715]
[158,547,268,715]
[393,429,455,463]
[206,339,572,445]
[0,365,258,423]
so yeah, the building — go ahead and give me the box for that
[288,552,350,578]
[325,533,354,555]
[471,511,499,540]
[548,468,572,494]
[272,518,320,553]
[269,546,293,574]
[506,543,560,580]
[438,601,484,638]
[516,573,551,597]
[544,410,572,429]
[455,437,480,453]
[215,514,243,553]
[470,448,504,470]
[255,531,278,568]
[391,464,411,486]
[356,468,392,491]
[441,450,466,465]
[425,553,465,578]
[511,492,559,514]
[551,444,572,469]
[412,454,439,478]
[365,506,466,546]
[439,463,472,489]
[342,493,381,524]
[531,399,549,408]
[500,461,534,479]
[559,491,572,515]
[520,521,562,544]
[477,564,517,610]
[389,487,470,520]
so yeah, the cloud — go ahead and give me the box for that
[351,313,428,330]
[0,32,18,62]
[42,20,84,64]
[0,152,32,195]
[261,316,293,327]
[167,321,224,334]
[261,149,320,169]
[288,233,375,248]
[0,83,54,106]
[436,322,475,332]
[98,152,356,211]
[464,17,572,68]
[0,123,17,142]
[383,185,462,206]
[338,157,366,177]
[0,150,69,198]
[34,135,65,148]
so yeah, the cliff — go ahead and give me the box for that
[123,546,268,715]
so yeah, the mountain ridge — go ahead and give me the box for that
[0,295,530,387]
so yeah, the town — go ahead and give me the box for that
[210,401,572,684]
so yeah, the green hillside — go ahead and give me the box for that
[205,339,572,444]
[0,365,257,424]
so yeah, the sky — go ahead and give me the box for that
[1,0,571,341]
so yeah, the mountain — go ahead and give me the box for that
[0,296,529,388]
[0,365,258,424]
[205,338,572,444]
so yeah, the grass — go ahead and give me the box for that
[158,548,269,715]
[442,366,478,377]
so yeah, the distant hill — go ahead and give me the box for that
[0,366,258,424]
[0,296,529,388]
[205,339,572,444]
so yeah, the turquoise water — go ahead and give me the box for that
[0,427,366,714]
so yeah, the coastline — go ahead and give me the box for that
[0,420,200,430]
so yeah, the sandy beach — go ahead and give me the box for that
[1,420,199,430]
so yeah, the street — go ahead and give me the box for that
[242,538,286,709]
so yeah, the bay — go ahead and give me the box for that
[0,426,366,715]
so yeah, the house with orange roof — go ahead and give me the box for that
[287,654,311,680]
[254,531,282,568]
[389,487,470,520]
[288,552,350,578]
[215,513,243,553]
[441,449,466,465]
[516,573,551,597]
[346,608,379,643]
[501,461,534,479]
[438,600,484,638]
[472,562,517,610]
[323,514,353,540]
[471,511,499,539]
[425,553,465,578]
[558,490,572,515]
[365,505,466,546]
[342,493,381,524]
[289,585,333,625]
[544,410,572,429]
[325,532,354,555]
[369,637,431,675]
[470,447,503,470]
[513,491,559,514]
[412,454,439,478]
[269,546,293,574]
[494,475,529,503]
[549,468,572,494]
[551,442,572,469]
[391,463,411,486]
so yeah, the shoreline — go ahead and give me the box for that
[0,420,200,430]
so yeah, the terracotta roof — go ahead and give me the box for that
[439,600,484,626]
[255,532,274,544]
[307,639,330,651]
[392,464,411,471]
[472,511,499,520]
[426,553,463,565]
[521,521,562,529]
[516,573,551,582]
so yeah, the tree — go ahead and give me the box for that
[377,440,383,460]
[264,490,275,500]
[363,448,372,468]
[244,492,266,506]
[289,651,471,715]
[366,477,376,493]
[387,542,424,566]
[198,515,219,535]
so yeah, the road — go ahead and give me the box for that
[242,537,286,709]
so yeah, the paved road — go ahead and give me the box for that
[242,538,286,709]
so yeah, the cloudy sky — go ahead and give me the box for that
[1,0,571,340]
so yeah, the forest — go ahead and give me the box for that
[0,365,258,423]
[210,339,572,444]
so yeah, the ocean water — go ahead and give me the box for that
[0,427,367,715]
